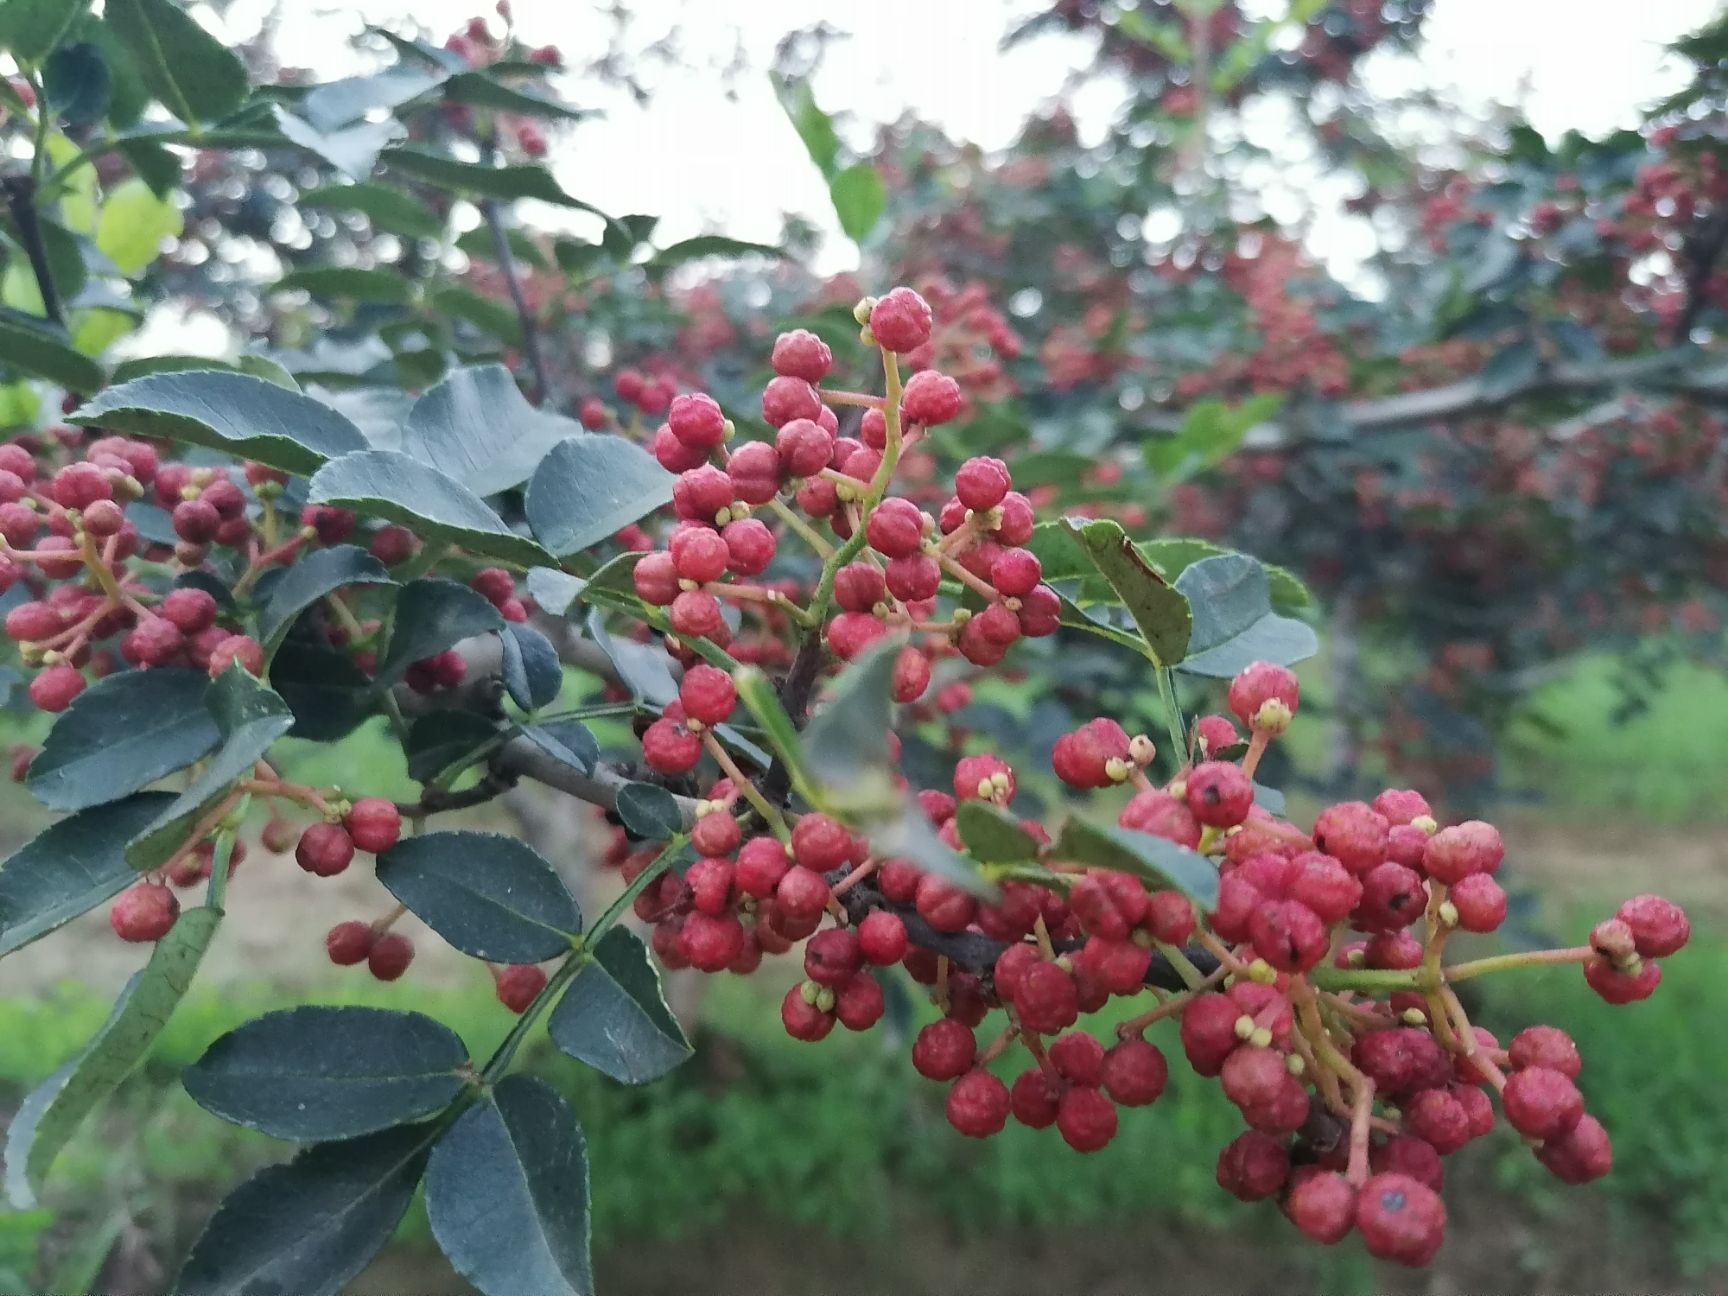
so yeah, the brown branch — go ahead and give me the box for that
[482,198,554,406]
[2,173,64,327]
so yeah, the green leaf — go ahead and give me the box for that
[519,719,597,776]
[443,69,586,121]
[433,285,523,347]
[402,364,582,498]
[43,40,110,125]
[1052,817,1219,908]
[1060,517,1193,666]
[125,668,296,871]
[1138,537,1312,610]
[953,801,1041,864]
[174,1123,435,1296]
[1173,554,1317,679]
[524,435,674,557]
[500,623,561,711]
[829,164,886,243]
[457,223,548,269]
[4,905,219,1208]
[427,1075,591,1296]
[276,265,417,307]
[0,308,104,392]
[647,235,783,269]
[0,792,174,958]
[71,370,367,475]
[301,64,446,132]
[104,0,248,124]
[404,711,501,784]
[94,176,181,274]
[732,665,812,797]
[257,544,395,652]
[548,928,691,1084]
[1144,394,1282,480]
[772,76,840,179]
[274,108,403,183]
[869,800,998,898]
[270,640,374,741]
[27,668,217,811]
[299,181,444,240]
[613,783,685,841]
[0,0,89,65]
[383,148,604,213]
[308,450,556,569]
[183,1006,470,1141]
[113,136,181,195]
[374,578,504,689]
[525,566,584,615]
[376,831,580,962]
[799,641,897,816]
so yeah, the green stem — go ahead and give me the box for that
[1155,666,1187,766]
[589,837,687,940]
[1442,946,1593,984]
[768,496,837,560]
[1155,940,1209,991]
[1308,965,1424,995]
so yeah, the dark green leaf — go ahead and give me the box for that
[27,668,216,812]
[829,163,886,243]
[444,69,586,121]
[43,40,109,125]
[0,793,174,958]
[276,265,417,307]
[0,0,88,64]
[270,640,374,741]
[456,223,548,269]
[772,76,840,179]
[1060,517,1193,666]
[71,370,368,475]
[500,623,562,711]
[126,668,295,871]
[647,235,783,269]
[174,1123,435,1296]
[1138,537,1312,610]
[301,64,445,132]
[257,545,394,651]
[404,711,501,784]
[307,450,556,568]
[4,906,219,1208]
[433,286,523,347]
[582,604,677,705]
[799,641,897,816]
[1254,782,1287,817]
[104,0,248,124]
[548,928,691,1083]
[275,108,402,183]
[519,719,597,775]
[401,364,582,497]
[183,1006,469,1141]
[377,831,581,962]
[383,148,603,213]
[426,1075,591,1296]
[524,435,674,557]
[299,181,444,240]
[525,566,583,614]
[1173,554,1317,679]
[374,578,503,690]
[613,783,685,841]
[1052,817,1219,908]
[953,801,1041,864]
[0,309,104,392]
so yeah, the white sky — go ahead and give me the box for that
[225,0,1723,262]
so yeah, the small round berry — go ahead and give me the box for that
[207,635,264,678]
[1615,893,1689,957]
[1010,1068,1060,1128]
[804,927,864,988]
[110,883,179,942]
[668,589,723,639]
[28,665,86,713]
[1313,801,1389,875]
[669,526,729,584]
[344,798,402,854]
[1501,1065,1585,1141]
[1102,1038,1168,1106]
[1185,761,1254,829]
[780,984,835,1041]
[775,418,834,478]
[953,753,1015,804]
[296,822,356,877]
[368,932,415,981]
[913,1019,977,1080]
[1195,713,1241,757]
[868,287,933,353]
[325,920,374,966]
[679,911,747,972]
[1012,961,1079,1034]
[1422,820,1504,884]
[771,328,833,382]
[945,1068,1010,1138]
[989,547,1042,598]
[1535,1114,1612,1184]
[1217,1131,1289,1201]
[1583,955,1662,1003]
[1226,661,1299,733]
[865,496,926,559]
[954,456,1011,511]
[1354,1173,1446,1267]
[1056,1085,1117,1152]
[679,663,737,726]
[641,717,702,775]
[667,392,728,451]
[832,972,885,1031]
[1448,872,1506,932]
[496,963,548,1013]
[161,586,219,634]
[884,553,941,602]
[857,910,908,965]
[1284,1169,1357,1245]
[791,813,852,870]
[1354,862,1427,932]
[901,370,963,425]
[735,836,790,898]
[761,376,822,428]
[1372,788,1433,826]
[721,517,776,575]
[1049,1031,1107,1086]
[1507,1026,1581,1078]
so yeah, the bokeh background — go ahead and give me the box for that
[4,1,1727,1293]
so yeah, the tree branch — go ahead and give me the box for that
[1672,209,1728,345]
[482,198,554,407]
[1,173,64,327]
[493,736,701,829]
